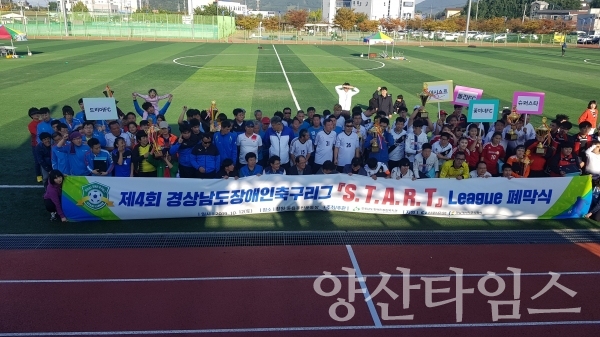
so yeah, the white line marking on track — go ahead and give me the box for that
[272,45,301,111]
[345,244,382,327]
[0,185,43,188]
[2,271,600,284]
[2,320,600,336]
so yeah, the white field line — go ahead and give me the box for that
[272,44,301,111]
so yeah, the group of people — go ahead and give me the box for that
[27,84,600,221]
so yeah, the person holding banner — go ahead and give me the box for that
[470,162,492,178]
[413,143,439,179]
[547,142,583,177]
[391,158,416,180]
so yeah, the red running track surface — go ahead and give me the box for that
[0,243,599,336]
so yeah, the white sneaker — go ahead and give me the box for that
[50,212,57,221]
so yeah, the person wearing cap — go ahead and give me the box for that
[34,132,53,187]
[169,125,197,179]
[105,121,131,152]
[59,105,82,133]
[84,138,114,176]
[131,130,158,177]
[236,120,262,169]
[55,131,91,176]
[373,87,393,116]
[391,158,416,180]
[36,107,54,144]
[231,108,247,135]
[157,121,178,152]
[335,82,360,112]
[28,107,43,182]
[547,141,583,177]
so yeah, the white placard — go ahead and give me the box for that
[83,98,118,121]
[515,95,541,112]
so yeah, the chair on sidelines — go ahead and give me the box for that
[379,51,388,58]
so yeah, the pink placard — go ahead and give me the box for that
[512,91,545,115]
[453,86,484,107]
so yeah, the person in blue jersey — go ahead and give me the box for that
[213,120,238,167]
[55,132,91,176]
[111,137,133,177]
[59,106,82,133]
[51,132,69,175]
[36,107,54,144]
[170,125,198,178]
[240,152,263,177]
[84,138,114,176]
[264,155,286,175]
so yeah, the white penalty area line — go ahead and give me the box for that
[0,185,43,188]
[2,270,600,284]
[2,320,600,336]
[272,44,301,111]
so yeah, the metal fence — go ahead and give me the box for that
[1,12,236,40]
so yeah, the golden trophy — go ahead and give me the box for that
[505,106,520,141]
[368,121,383,153]
[535,117,551,155]
[417,85,433,119]
[209,100,218,132]
[146,120,162,155]
[523,150,532,166]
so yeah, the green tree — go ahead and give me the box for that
[333,7,356,31]
[72,1,89,12]
[48,1,57,11]
[194,3,233,16]
[308,8,322,23]
[592,0,600,8]
[285,9,309,31]
[358,19,379,32]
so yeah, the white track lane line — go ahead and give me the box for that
[345,244,383,327]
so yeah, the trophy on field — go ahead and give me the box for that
[505,106,520,141]
[535,116,551,155]
[368,121,384,153]
[417,84,434,119]
[208,100,219,132]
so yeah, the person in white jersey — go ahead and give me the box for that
[334,119,360,172]
[313,118,337,174]
[335,82,360,112]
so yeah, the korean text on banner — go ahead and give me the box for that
[453,86,483,107]
[61,175,591,222]
[512,92,545,115]
[83,98,118,121]
[423,81,454,103]
[468,100,499,122]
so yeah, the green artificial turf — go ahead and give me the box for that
[1,41,599,233]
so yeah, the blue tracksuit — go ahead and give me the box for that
[365,131,394,164]
[191,144,220,174]
[170,139,197,169]
[84,149,114,175]
[213,131,238,166]
[56,143,91,176]
[36,120,55,143]
[51,145,70,173]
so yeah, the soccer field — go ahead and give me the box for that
[2,40,600,233]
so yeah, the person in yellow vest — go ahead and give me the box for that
[439,151,470,180]
[131,130,157,177]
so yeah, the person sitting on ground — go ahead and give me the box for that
[217,158,239,179]
[391,158,416,180]
[240,152,263,177]
[264,155,286,175]
[43,170,67,222]
[344,157,367,176]
[470,161,492,178]
[316,160,338,175]
[365,157,390,180]
[547,141,583,177]
[439,151,469,180]
[288,155,312,175]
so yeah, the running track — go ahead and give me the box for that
[1,240,600,336]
